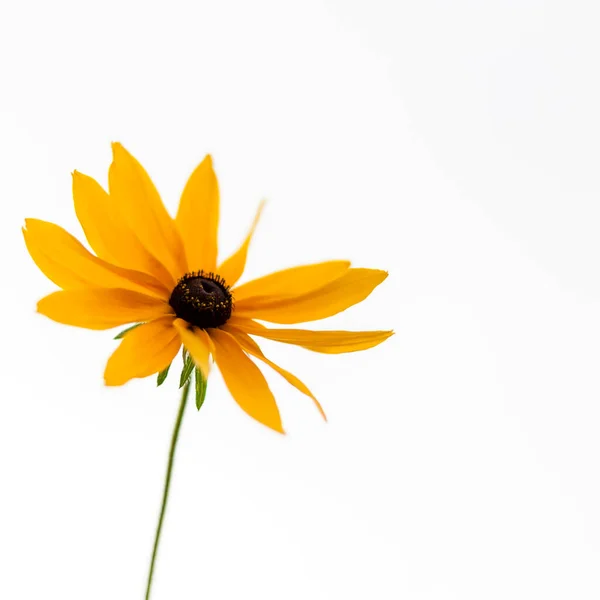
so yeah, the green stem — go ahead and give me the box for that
[145,382,191,600]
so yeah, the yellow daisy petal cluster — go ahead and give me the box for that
[24,143,392,433]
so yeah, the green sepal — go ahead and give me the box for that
[194,367,208,410]
[114,323,143,340]
[179,353,195,388]
[157,363,171,386]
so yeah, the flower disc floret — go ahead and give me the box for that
[169,271,232,329]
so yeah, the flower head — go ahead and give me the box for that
[24,143,392,433]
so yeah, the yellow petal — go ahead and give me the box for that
[173,318,212,378]
[225,327,326,420]
[72,171,117,263]
[72,170,175,289]
[109,143,188,280]
[175,154,220,272]
[23,219,170,299]
[218,200,265,287]
[37,288,173,330]
[208,328,284,433]
[228,318,394,354]
[23,226,88,289]
[234,268,388,324]
[232,260,350,303]
[104,317,180,386]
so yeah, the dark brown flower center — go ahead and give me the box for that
[169,271,232,329]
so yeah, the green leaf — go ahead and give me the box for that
[194,367,208,410]
[113,323,143,340]
[179,354,195,388]
[157,363,171,386]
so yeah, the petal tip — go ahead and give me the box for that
[111,141,127,159]
[103,374,123,387]
[104,359,126,387]
[35,296,48,314]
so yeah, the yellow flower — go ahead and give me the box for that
[23,143,392,433]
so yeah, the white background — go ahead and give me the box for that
[1,1,599,598]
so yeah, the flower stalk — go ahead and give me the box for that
[145,381,191,600]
